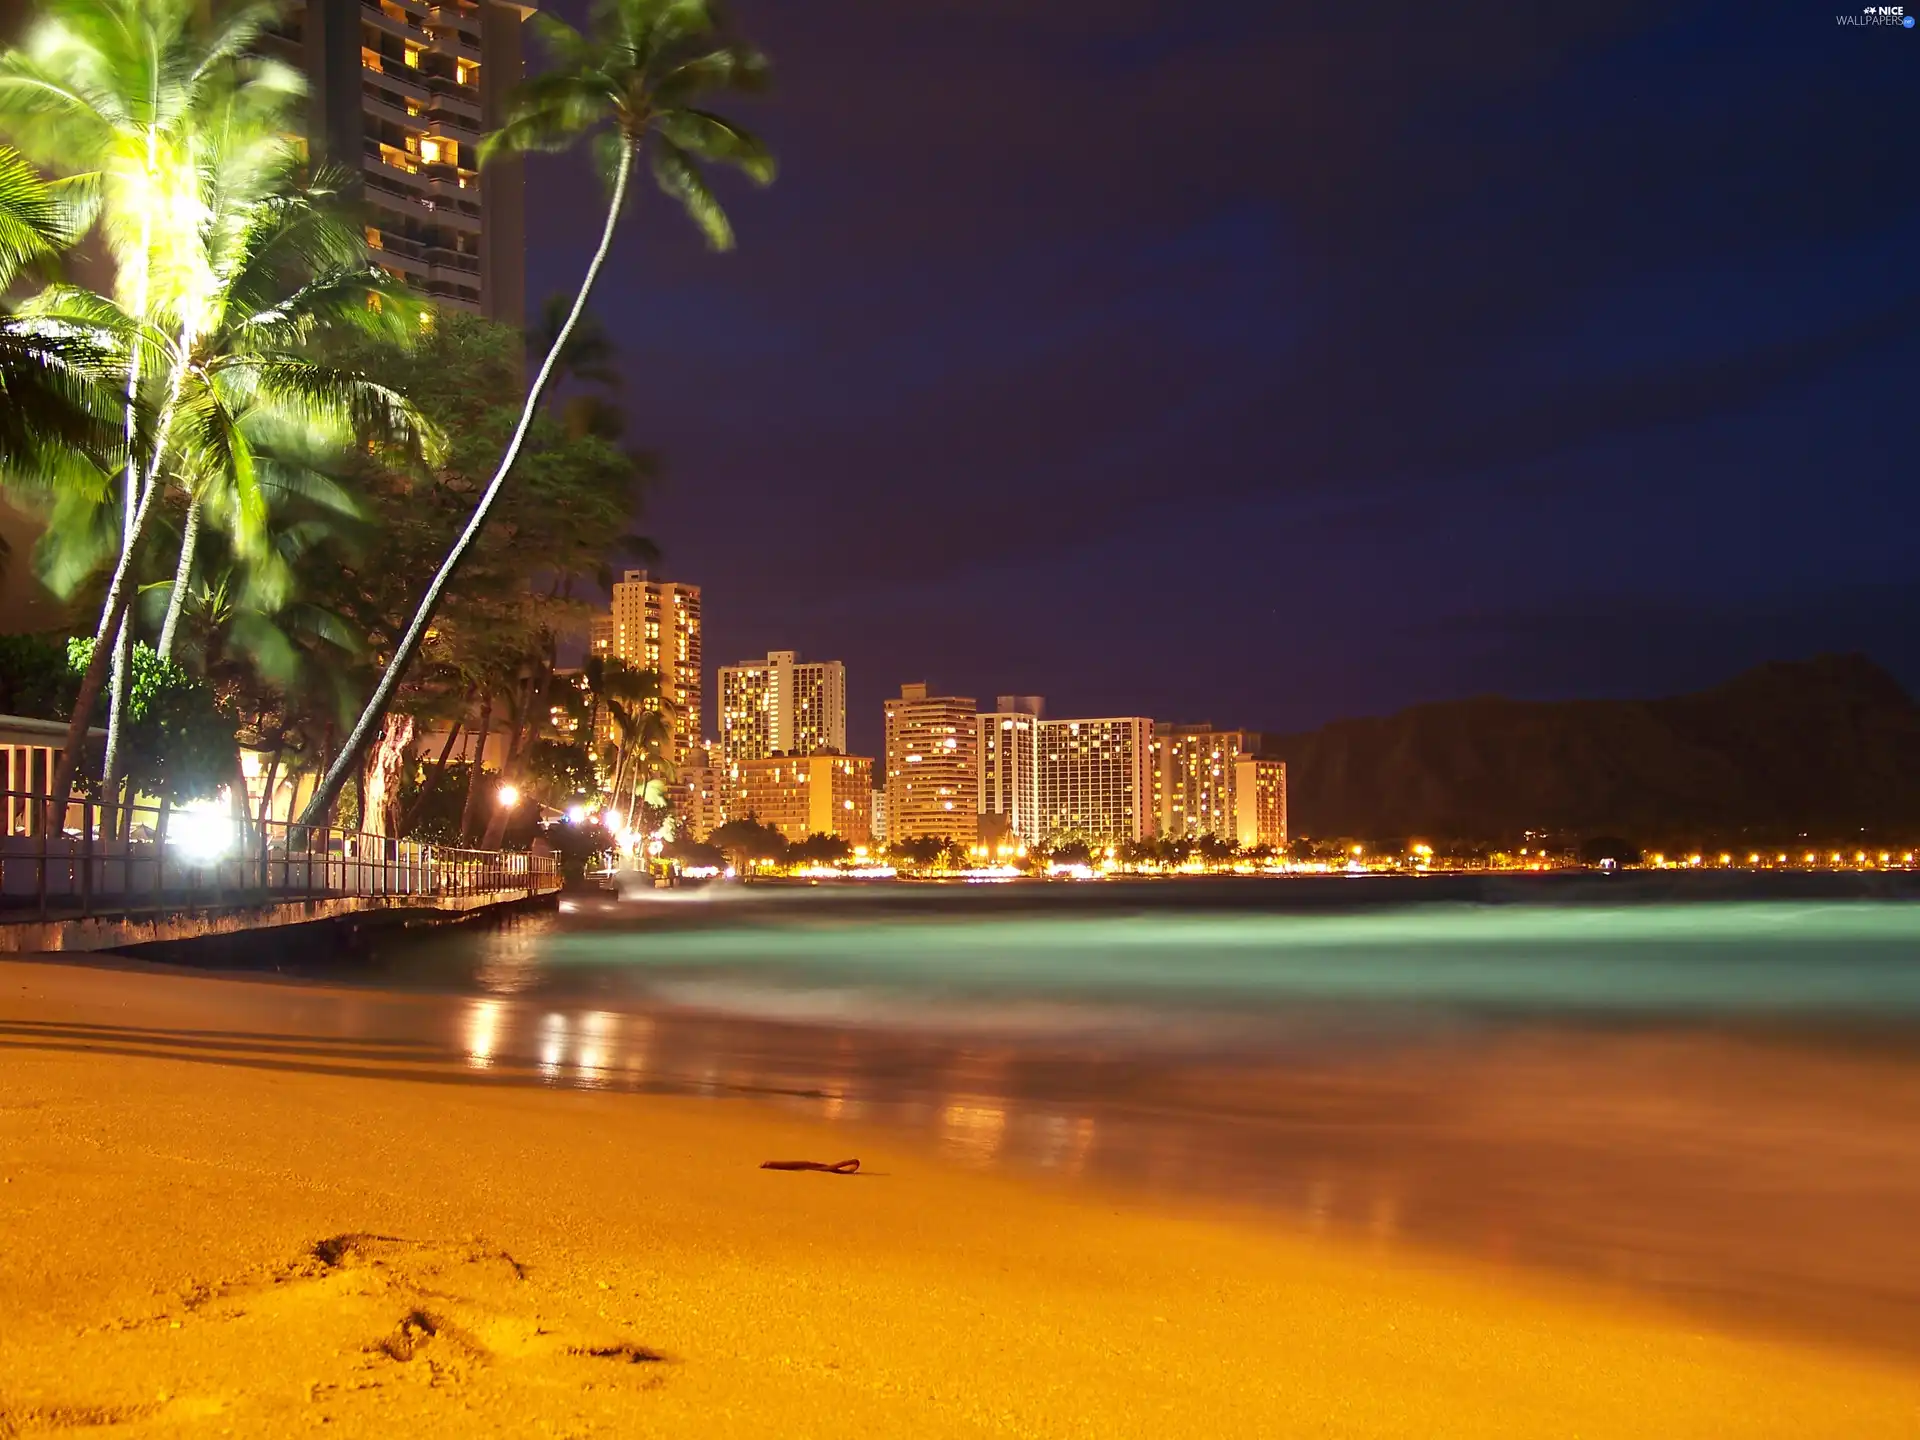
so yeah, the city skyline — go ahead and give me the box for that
[584,586,1290,846]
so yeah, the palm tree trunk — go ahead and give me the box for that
[43,360,191,832]
[155,494,202,662]
[459,693,494,842]
[101,623,132,839]
[301,141,636,826]
[98,177,155,839]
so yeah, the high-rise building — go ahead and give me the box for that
[1152,724,1288,849]
[266,1,531,323]
[671,743,725,842]
[600,570,703,761]
[1153,724,1258,842]
[717,651,847,766]
[883,683,978,847]
[730,754,873,846]
[1234,757,1289,850]
[870,787,888,846]
[978,694,1045,845]
[1037,716,1154,847]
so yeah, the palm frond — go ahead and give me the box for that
[649,139,733,249]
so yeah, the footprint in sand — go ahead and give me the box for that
[11,1233,675,1433]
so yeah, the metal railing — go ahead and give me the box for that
[0,788,559,923]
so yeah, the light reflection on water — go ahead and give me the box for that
[324,884,1920,1361]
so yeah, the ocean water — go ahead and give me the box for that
[347,876,1920,1046]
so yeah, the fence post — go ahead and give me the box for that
[80,797,93,917]
[35,801,47,919]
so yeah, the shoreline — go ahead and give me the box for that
[6,955,1920,1435]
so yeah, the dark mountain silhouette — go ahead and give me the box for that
[1269,655,1920,842]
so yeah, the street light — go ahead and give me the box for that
[497,783,520,809]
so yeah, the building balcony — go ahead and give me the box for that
[361,87,426,135]
[423,75,482,120]
[422,106,480,141]
[366,175,482,233]
[363,0,432,31]
[423,246,480,276]
[360,51,430,103]
[360,2,424,44]
[425,19,483,62]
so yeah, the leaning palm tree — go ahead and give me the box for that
[302,0,775,827]
[0,0,303,827]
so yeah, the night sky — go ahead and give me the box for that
[525,1,1917,756]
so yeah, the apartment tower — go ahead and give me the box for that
[977,695,1045,846]
[1153,724,1255,841]
[883,683,978,847]
[717,651,848,766]
[730,754,874,846]
[1152,723,1289,849]
[1037,716,1155,848]
[597,571,704,761]
[268,1,531,323]
[1234,757,1289,850]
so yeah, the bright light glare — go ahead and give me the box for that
[167,796,233,863]
[566,803,588,824]
[497,783,521,808]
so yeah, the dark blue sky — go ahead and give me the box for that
[526,0,1918,756]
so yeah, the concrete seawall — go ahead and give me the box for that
[0,888,556,954]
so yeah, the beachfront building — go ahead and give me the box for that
[1234,756,1289,849]
[1037,716,1155,848]
[717,651,848,768]
[871,787,889,845]
[730,753,874,846]
[264,1,532,323]
[596,571,703,762]
[978,695,1045,845]
[671,743,726,842]
[1154,724,1272,842]
[1151,723,1289,849]
[884,683,978,847]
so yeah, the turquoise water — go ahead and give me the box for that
[499,897,1920,1029]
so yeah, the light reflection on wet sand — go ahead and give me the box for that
[404,989,1920,1362]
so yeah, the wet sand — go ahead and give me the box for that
[5,956,1920,1436]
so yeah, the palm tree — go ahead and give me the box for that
[302,0,775,827]
[25,184,435,820]
[0,0,304,827]
[149,167,442,660]
[0,145,113,480]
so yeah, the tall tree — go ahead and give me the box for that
[0,0,304,826]
[302,0,774,826]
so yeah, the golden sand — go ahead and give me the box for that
[3,958,1918,1437]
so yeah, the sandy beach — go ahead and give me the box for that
[5,956,1920,1437]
